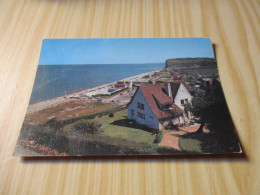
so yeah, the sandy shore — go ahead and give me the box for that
[26,69,161,114]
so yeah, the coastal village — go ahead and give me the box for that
[27,66,218,119]
[17,57,235,156]
[27,60,219,133]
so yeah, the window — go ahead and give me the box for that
[137,102,144,110]
[162,104,172,111]
[185,99,188,103]
[131,109,134,116]
[138,112,145,119]
[181,100,185,105]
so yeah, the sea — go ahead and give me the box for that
[29,64,164,104]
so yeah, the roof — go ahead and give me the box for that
[156,80,190,99]
[139,83,184,120]
[169,80,190,99]
[170,80,190,91]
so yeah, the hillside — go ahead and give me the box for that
[165,58,217,68]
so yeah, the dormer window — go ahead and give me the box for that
[162,104,172,111]
[152,95,172,111]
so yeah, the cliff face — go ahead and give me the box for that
[165,58,217,68]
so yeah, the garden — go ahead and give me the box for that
[16,106,176,156]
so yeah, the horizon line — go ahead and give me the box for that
[38,57,215,66]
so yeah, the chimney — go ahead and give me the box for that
[164,82,172,98]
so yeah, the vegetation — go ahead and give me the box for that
[45,105,125,129]
[182,67,218,77]
[154,131,163,144]
[18,108,184,155]
[179,131,240,153]
[95,109,157,143]
[186,81,229,133]
[25,101,120,124]
[179,138,202,153]
[18,123,158,155]
[183,80,241,153]
[72,120,102,135]
[166,58,217,68]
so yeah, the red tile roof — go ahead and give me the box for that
[139,83,184,120]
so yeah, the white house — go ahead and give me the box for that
[168,81,192,118]
[127,81,192,130]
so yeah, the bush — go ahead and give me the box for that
[164,124,179,131]
[109,113,114,117]
[18,123,70,154]
[44,117,64,130]
[72,120,102,135]
[154,131,163,143]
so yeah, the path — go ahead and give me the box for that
[159,124,200,151]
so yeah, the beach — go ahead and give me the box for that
[26,69,161,114]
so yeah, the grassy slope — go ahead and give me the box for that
[166,58,218,77]
[60,109,161,155]
[95,109,156,144]
[25,101,119,125]
[179,138,202,153]
[19,107,182,155]
[62,109,156,144]
[183,67,218,77]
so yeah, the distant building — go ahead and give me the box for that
[108,88,117,93]
[127,81,192,130]
[115,81,126,88]
[132,80,152,87]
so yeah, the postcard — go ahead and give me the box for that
[13,38,241,156]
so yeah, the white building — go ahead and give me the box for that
[127,81,192,130]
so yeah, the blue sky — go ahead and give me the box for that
[38,38,214,65]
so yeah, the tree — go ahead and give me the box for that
[185,80,234,135]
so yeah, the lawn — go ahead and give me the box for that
[95,109,156,144]
[60,109,160,154]
[62,109,156,145]
[179,131,241,153]
[179,138,202,153]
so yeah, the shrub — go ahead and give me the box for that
[109,113,114,117]
[154,131,163,143]
[19,139,69,156]
[164,124,179,131]
[72,120,102,135]
[44,117,64,130]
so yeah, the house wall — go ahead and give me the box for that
[159,114,185,129]
[172,117,180,125]
[174,83,192,110]
[128,89,159,130]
